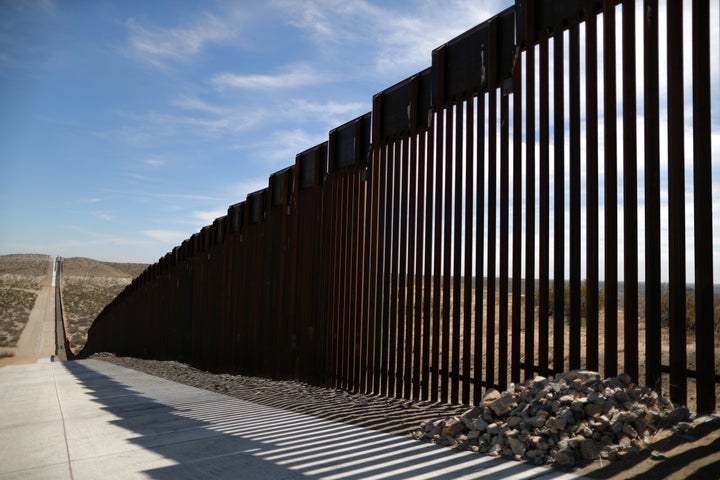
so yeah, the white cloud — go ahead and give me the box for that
[108,107,267,143]
[291,99,364,115]
[211,64,327,90]
[172,96,228,115]
[142,229,190,244]
[271,0,511,78]
[239,128,325,166]
[192,209,226,226]
[226,178,270,200]
[125,13,237,67]
[144,157,165,168]
[92,211,115,221]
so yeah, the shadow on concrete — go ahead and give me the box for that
[576,416,720,480]
[63,360,575,479]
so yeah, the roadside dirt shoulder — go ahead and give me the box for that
[0,257,56,366]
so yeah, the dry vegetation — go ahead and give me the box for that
[61,257,147,353]
[0,254,49,356]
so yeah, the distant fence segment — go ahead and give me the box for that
[82,0,718,414]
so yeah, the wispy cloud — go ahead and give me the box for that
[3,0,56,14]
[92,211,115,221]
[142,229,190,244]
[171,95,229,115]
[290,99,366,123]
[230,128,326,167]
[271,0,507,78]
[145,191,220,202]
[125,13,237,67]
[104,188,220,202]
[144,157,166,168]
[192,209,226,226]
[101,106,268,145]
[211,63,327,90]
[226,178,270,200]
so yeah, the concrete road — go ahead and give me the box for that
[1,257,57,366]
[0,359,588,480]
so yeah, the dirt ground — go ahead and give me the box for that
[0,255,147,358]
[0,254,50,357]
[60,257,146,353]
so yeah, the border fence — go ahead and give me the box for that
[81,0,719,414]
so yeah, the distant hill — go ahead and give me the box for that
[61,257,147,279]
[0,254,51,277]
[56,257,148,354]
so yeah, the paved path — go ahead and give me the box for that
[1,257,56,366]
[0,359,588,479]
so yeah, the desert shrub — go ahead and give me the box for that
[535,280,605,318]
[0,288,37,347]
[658,286,720,332]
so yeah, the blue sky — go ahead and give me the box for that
[1,1,718,286]
[1,0,513,263]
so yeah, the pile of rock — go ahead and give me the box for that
[413,370,692,467]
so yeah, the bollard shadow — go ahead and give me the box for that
[575,415,720,479]
[60,360,578,479]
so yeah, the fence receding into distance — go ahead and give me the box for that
[81,0,719,414]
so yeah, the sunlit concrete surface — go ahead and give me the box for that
[0,360,589,479]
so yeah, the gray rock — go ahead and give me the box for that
[559,370,601,384]
[438,434,456,447]
[482,388,502,405]
[555,449,575,466]
[507,437,526,456]
[471,418,488,432]
[489,395,518,416]
[412,366,692,469]
[622,423,639,438]
[526,414,547,429]
[441,416,466,436]
[531,376,549,390]
[550,417,568,431]
[585,403,604,418]
[487,422,501,435]
[665,406,690,425]
[601,445,619,460]
[460,406,484,430]
[616,372,633,386]
[507,416,523,428]
[526,448,544,460]
[580,438,600,460]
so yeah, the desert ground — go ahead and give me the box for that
[0,254,49,358]
[59,257,146,354]
[0,254,146,358]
